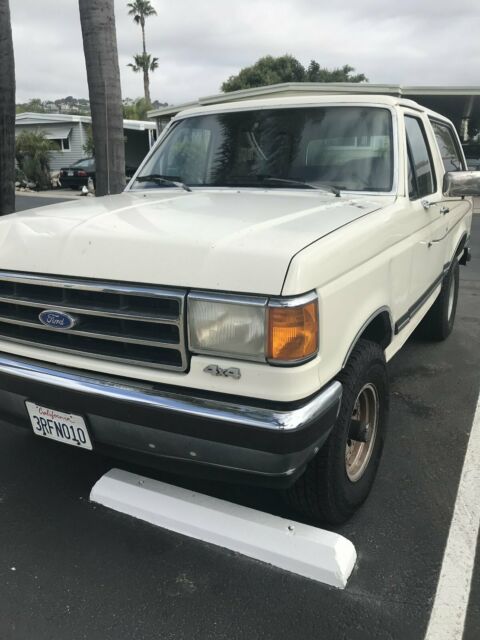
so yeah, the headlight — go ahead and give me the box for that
[188,293,267,361]
[188,291,318,365]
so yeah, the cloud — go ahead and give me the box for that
[10,0,480,106]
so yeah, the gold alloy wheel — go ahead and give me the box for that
[345,383,379,482]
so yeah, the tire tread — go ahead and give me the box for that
[286,340,387,524]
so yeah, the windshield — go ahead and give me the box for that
[133,106,394,193]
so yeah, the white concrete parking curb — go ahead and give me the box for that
[90,469,357,589]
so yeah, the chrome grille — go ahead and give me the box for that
[0,271,188,371]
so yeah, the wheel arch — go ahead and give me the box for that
[342,307,393,368]
[452,232,468,263]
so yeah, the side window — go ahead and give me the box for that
[405,116,436,199]
[430,120,465,172]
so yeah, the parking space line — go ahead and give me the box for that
[425,391,480,640]
[90,468,357,589]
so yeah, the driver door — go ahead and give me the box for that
[404,113,448,305]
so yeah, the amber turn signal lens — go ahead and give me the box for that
[267,299,319,362]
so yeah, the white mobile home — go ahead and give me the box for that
[15,112,157,171]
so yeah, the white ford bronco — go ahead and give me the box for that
[1,95,476,523]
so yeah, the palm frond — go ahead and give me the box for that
[127,0,157,20]
[128,52,158,74]
[127,56,142,72]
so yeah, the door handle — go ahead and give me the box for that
[439,206,450,215]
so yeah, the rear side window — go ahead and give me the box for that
[430,120,465,172]
[405,116,436,199]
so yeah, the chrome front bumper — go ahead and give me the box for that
[0,353,342,485]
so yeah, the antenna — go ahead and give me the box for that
[105,77,110,194]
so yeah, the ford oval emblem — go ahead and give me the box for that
[38,310,77,330]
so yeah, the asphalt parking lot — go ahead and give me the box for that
[1,196,479,640]
[14,194,76,211]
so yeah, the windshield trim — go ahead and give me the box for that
[125,103,399,196]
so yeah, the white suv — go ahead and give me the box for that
[0,95,475,523]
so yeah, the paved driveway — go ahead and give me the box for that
[15,194,75,211]
[0,200,478,640]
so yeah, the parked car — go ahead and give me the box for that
[59,157,95,189]
[60,158,138,189]
[0,95,476,524]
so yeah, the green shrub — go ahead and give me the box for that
[15,130,58,190]
[83,125,95,157]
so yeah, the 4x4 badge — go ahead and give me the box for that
[203,365,241,380]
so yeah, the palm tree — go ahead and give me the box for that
[0,0,15,215]
[127,53,158,105]
[78,0,125,196]
[127,0,157,104]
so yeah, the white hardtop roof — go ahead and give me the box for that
[172,94,446,121]
[15,112,156,131]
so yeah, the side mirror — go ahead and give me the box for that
[443,171,480,197]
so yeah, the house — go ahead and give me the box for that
[15,112,157,172]
[148,82,480,143]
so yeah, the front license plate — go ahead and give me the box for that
[26,402,93,450]
[68,171,74,176]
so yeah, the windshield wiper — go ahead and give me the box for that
[135,174,192,192]
[258,176,341,196]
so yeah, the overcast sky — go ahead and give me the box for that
[10,0,480,106]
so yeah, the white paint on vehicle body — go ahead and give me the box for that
[424,391,480,640]
[0,96,472,402]
[90,468,357,589]
[0,337,324,402]
[0,189,383,295]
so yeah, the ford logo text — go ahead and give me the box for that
[38,310,78,330]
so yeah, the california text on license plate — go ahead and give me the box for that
[25,402,93,450]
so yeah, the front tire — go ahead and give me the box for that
[286,339,389,525]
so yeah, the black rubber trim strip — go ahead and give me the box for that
[394,271,445,334]
[91,442,306,489]
[395,231,468,334]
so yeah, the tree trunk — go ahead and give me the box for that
[140,20,151,105]
[78,0,125,196]
[143,68,151,105]
[0,0,16,215]
[141,19,146,56]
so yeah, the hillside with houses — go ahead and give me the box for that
[16,96,167,118]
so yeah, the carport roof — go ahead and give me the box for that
[148,82,480,122]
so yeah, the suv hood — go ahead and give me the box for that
[1,190,388,294]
